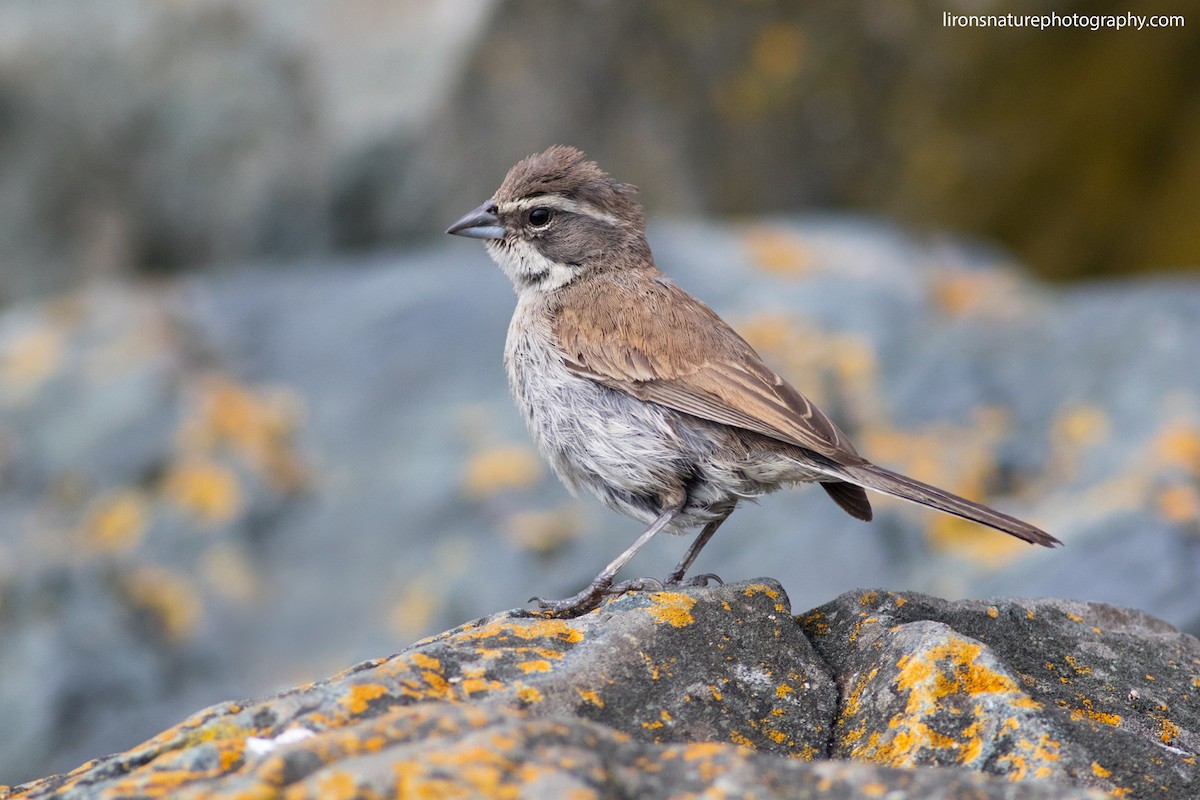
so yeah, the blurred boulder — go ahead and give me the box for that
[0,0,489,302]
[1,215,1200,783]
[3,0,1198,305]
[380,0,1200,279]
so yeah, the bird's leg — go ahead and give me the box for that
[663,508,733,586]
[532,498,684,617]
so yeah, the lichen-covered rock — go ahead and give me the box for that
[802,590,1200,798]
[14,581,1181,799]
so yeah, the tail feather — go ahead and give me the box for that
[821,481,873,521]
[834,462,1061,548]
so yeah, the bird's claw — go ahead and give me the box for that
[529,572,724,617]
[672,572,723,587]
[606,577,664,595]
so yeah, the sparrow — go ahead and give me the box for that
[447,145,1059,617]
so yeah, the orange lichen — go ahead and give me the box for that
[576,689,604,708]
[162,459,243,526]
[1052,403,1111,451]
[647,592,697,627]
[515,685,543,704]
[78,489,149,553]
[461,443,543,499]
[518,660,552,674]
[995,732,1061,781]
[342,684,389,715]
[1157,485,1200,523]
[742,227,813,277]
[728,731,755,748]
[931,269,1023,318]
[177,375,308,492]
[458,618,584,645]
[453,666,501,695]
[682,742,729,760]
[1067,696,1122,727]
[0,324,65,396]
[314,771,359,800]
[118,566,203,642]
[388,580,438,640]
[503,506,583,553]
[1154,418,1200,469]
[843,635,1049,771]
[802,611,830,636]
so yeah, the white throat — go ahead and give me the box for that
[486,237,577,293]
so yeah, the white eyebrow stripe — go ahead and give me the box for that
[501,195,623,227]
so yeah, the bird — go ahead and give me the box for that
[447,145,1060,617]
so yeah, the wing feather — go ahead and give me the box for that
[554,269,863,464]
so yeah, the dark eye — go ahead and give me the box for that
[528,207,553,227]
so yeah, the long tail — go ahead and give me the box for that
[835,462,1061,548]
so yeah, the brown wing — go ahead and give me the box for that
[553,268,865,465]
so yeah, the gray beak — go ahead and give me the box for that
[446,202,506,240]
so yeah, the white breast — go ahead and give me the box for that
[503,294,690,524]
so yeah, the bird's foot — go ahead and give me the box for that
[605,577,664,596]
[607,572,723,598]
[663,571,723,588]
[531,572,725,617]
[530,578,616,617]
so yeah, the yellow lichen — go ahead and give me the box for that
[728,731,755,748]
[119,566,203,642]
[1157,484,1200,523]
[1068,696,1122,727]
[458,618,584,645]
[515,685,543,704]
[162,459,243,526]
[845,635,1047,771]
[388,580,438,640]
[78,489,149,553]
[647,592,697,627]
[177,375,308,492]
[0,324,65,397]
[742,227,813,277]
[461,443,543,499]
[342,684,389,714]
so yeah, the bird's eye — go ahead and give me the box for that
[528,207,553,228]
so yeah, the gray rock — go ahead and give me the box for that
[10,581,1123,799]
[804,590,1200,797]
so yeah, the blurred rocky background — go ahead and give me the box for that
[1,0,1198,788]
